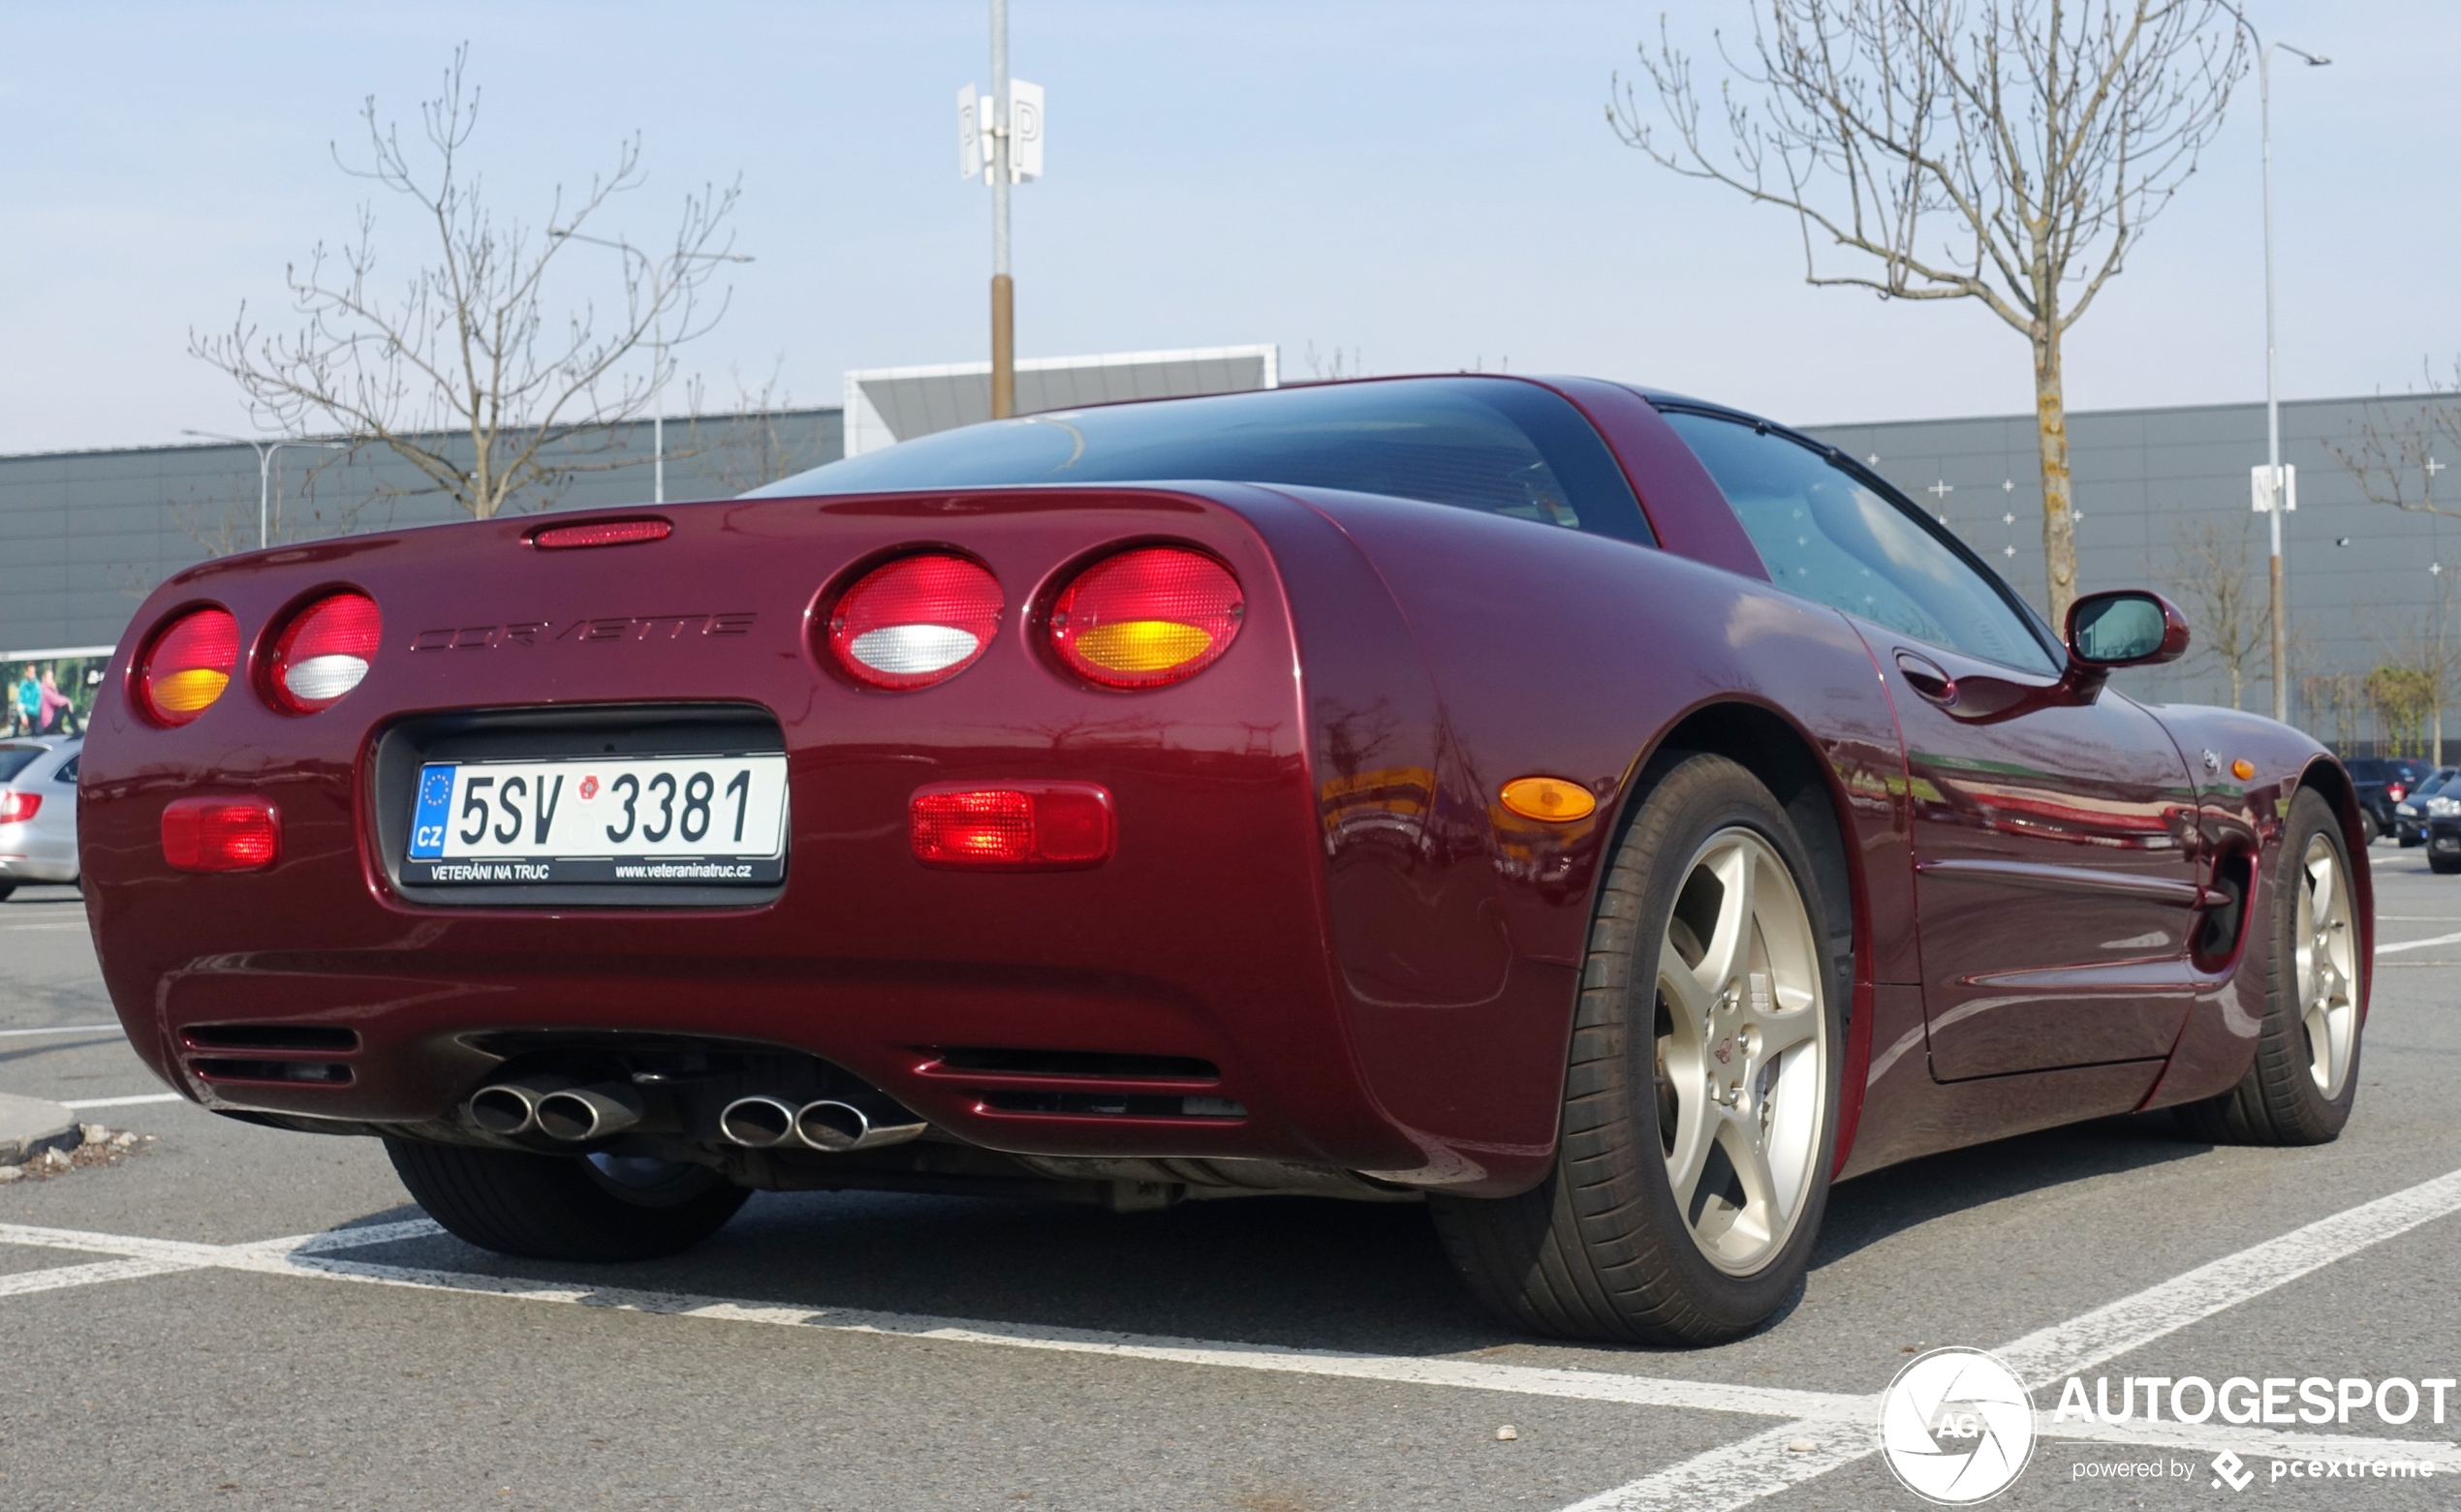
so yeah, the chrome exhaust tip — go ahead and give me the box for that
[466,1076,575,1138]
[533,1082,646,1142]
[795,1098,927,1153]
[718,1095,800,1148]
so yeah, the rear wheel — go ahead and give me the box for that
[2431,849,2461,876]
[2178,789,2362,1145]
[385,1138,749,1261]
[1430,754,1840,1345]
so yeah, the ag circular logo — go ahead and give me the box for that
[1877,1347,2037,1504]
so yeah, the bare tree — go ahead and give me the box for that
[2298,670,2366,756]
[677,367,833,496]
[192,47,742,519]
[2327,362,2461,521]
[1612,0,2244,621]
[2164,513,2266,708]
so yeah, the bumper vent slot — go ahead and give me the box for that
[934,1047,1219,1082]
[981,1091,1244,1120]
[192,1059,354,1086]
[184,1025,361,1053]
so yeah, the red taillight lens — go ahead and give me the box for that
[160,796,280,872]
[2389,784,2409,803]
[827,554,1004,690]
[0,790,40,824]
[138,606,240,725]
[532,517,672,549]
[910,783,1114,869]
[1047,547,1244,689]
[267,592,381,714]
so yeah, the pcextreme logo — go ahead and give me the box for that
[1877,1347,2037,1504]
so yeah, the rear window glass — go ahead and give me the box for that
[0,746,46,783]
[750,378,1655,544]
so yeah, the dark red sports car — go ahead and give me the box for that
[82,376,2369,1343]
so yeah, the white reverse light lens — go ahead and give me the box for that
[849,624,981,676]
[283,653,371,703]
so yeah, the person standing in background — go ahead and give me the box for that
[15,666,40,737]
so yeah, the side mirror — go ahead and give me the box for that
[2066,589,2190,669]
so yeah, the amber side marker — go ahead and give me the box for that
[1500,777,1596,822]
[2231,758,2257,781]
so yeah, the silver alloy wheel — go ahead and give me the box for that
[1654,826,1828,1276]
[2295,833,2358,1098]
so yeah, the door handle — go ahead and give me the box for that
[1895,650,1955,706]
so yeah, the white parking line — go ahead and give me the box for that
[1563,1165,2461,1511]
[0,1022,120,1039]
[2377,929,2461,955]
[59,1093,181,1110]
[0,1256,192,1298]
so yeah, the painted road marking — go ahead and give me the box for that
[2376,929,2461,955]
[59,1093,181,1110]
[0,1023,120,1039]
[2,1174,2458,1492]
[1561,1165,2461,1510]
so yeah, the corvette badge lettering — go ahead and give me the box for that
[409,612,755,651]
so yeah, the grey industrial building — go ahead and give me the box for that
[1,371,2449,753]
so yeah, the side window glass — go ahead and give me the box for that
[54,756,78,785]
[1660,410,2057,674]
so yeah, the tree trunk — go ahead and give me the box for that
[2032,329,2079,625]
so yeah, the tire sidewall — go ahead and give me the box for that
[2269,789,2362,1132]
[1609,755,1845,1330]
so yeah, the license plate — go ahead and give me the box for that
[405,755,789,885]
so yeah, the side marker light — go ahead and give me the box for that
[1500,777,1597,822]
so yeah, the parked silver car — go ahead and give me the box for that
[0,737,80,892]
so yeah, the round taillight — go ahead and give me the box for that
[826,554,1005,691]
[267,592,382,713]
[137,607,240,726]
[1047,546,1245,690]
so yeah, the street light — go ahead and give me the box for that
[2228,9,2330,724]
[180,431,349,550]
[546,228,753,505]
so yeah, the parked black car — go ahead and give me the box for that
[2393,766,2461,847]
[2427,810,2461,874]
[2347,756,2438,841]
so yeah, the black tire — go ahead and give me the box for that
[0,883,17,901]
[2176,788,2362,1145]
[2431,849,2461,876]
[385,1138,750,1261]
[1428,753,1843,1345]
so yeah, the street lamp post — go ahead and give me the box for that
[546,229,753,504]
[2230,11,2330,724]
[181,431,348,550]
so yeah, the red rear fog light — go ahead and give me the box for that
[0,791,38,823]
[910,783,1113,869]
[161,797,281,873]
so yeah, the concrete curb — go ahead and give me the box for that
[0,1093,81,1168]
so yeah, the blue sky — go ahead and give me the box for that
[1,1,2448,452]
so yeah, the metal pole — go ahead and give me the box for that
[257,445,274,552]
[989,0,1015,419]
[2260,43,2287,724]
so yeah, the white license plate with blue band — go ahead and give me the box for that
[405,755,790,885]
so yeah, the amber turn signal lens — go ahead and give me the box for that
[2230,757,2256,781]
[1500,777,1596,822]
[138,606,241,726]
[1047,546,1243,690]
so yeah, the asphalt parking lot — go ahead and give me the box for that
[4,852,2460,1512]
